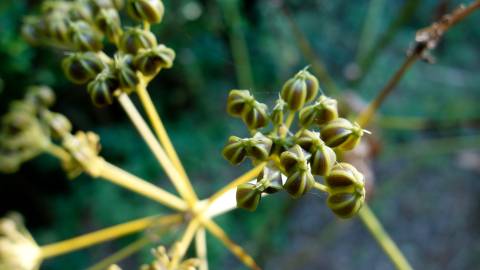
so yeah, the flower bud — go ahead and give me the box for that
[21,16,46,45]
[68,21,104,52]
[236,183,261,211]
[244,133,272,161]
[44,14,70,44]
[325,162,364,190]
[320,118,364,150]
[26,86,55,108]
[62,52,105,84]
[113,54,139,92]
[242,101,268,130]
[87,69,119,107]
[283,169,314,198]
[296,130,336,176]
[327,187,365,218]
[120,27,157,54]
[95,8,123,43]
[222,136,247,165]
[226,90,253,117]
[280,69,319,111]
[134,44,175,76]
[299,95,338,127]
[270,98,287,126]
[127,0,165,24]
[279,145,309,175]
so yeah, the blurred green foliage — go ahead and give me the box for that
[1,0,480,269]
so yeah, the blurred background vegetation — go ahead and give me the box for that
[1,0,479,269]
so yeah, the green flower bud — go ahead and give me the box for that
[242,101,268,130]
[325,162,364,190]
[46,112,72,139]
[222,136,247,165]
[68,21,104,52]
[120,27,157,54]
[299,95,338,127]
[244,133,272,161]
[95,8,123,43]
[21,16,46,45]
[127,0,165,23]
[296,130,336,176]
[270,98,287,126]
[236,183,261,211]
[280,69,319,111]
[279,145,309,175]
[320,118,365,150]
[133,44,175,76]
[226,90,253,117]
[26,86,55,108]
[113,54,139,92]
[87,69,119,107]
[44,14,70,44]
[327,187,365,218]
[62,52,105,84]
[283,169,314,199]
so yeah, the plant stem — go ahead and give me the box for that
[117,93,194,207]
[285,111,295,130]
[358,205,413,270]
[168,218,201,270]
[195,227,209,270]
[98,160,188,211]
[135,78,198,204]
[40,214,182,259]
[313,182,330,193]
[87,237,151,270]
[203,219,260,270]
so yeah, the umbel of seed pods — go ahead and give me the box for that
[22,0,175,107]
[223,69,368,218]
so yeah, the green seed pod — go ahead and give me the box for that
[62,52,105,84]
[244,133,272,161]
[44,14,70,44]
[279,145,309,175]
[242,101,268,130]
[236,183,261,211]
[68,21,103,52]
[222,136,247,165]
[87,69,119,107]
[113,54,139,92]
[296,130,336,176]
[269,135,293,157]
[299,95,338,127]
[270,98,287,126]
[69,1,95,22]
[134,44,175,76]
[257,168,283,194]
[320,118,364,150]
[89,0,124,12]
[327,187,365,218]
[120,27,157,54]
[226,90,254,117]
[325,162,364,190]
[283,169,315,198]
[95,8,123,43]
[47,112,72,139]
[127,0,165,24]
[21,16,46,45]
[280,69,319,111]
[26,86,55,108]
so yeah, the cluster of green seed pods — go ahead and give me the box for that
[23,0,175,107]
[223,69,368,218]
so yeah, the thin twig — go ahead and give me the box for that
[87,237,151,270]
[195,227,209,270]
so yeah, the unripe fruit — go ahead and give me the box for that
[95,8,123,43]
[236,183,261,211]
[47,113,72,139]
[279,145,309,175]
[257,168,283,194]
[327,187,365,218]
[244,133,272,161]
[44,14,70,44]
[270,98,287,126]
[134,44,175,76]
[87,69,119,107]
[280,69,319,111]
[26,86,55,108]
[120,27,157,54]
[320,118,364,150]
[62,52,105,84]
[325,162,364,190]
[222,136,247,165]
[283,169,314,198]
[242,101,268,130]
[226,90,253,117]
[127,0,165,23]
[296,130,336,176]
[299,95,338,127]
[113,54,139,92]
[21,16,46,45]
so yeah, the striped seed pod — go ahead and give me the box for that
[283,168,315,199]
[44,14,70,44]
[327,187,365,218]
[280,69,319,111]
[320,118,364,150]
[257,167,283,194]
[226,90,254,117]
[325,162,364,190]
[26,86,55,108]
[279,145,309,175]
[236,183,261,211]
[69,1,95,22]
[299,95,338,127]
[127,0,164,24]
[113,54,139,92]
[270,98,287,126]
[87,69,119,107]
[222,136,247,165]
[244,133,272,161]
[241,101,268,130]
[120,27,157,54]
[68,21,103,52]
[62,52,105,84]
[296,130,336,176]
[95,8,123,43]
[21,16,46,45]
[133,44,175,76]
